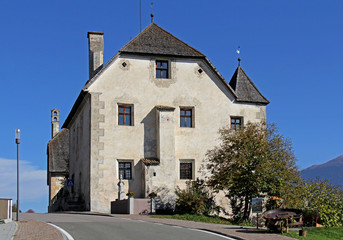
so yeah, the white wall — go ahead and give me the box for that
[85,55,266,212]
[68,95,91,210]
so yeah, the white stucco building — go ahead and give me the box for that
[48,23,269,213]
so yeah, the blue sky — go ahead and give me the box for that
[0,1,342,213]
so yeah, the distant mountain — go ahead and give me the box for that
[301,155,343,186]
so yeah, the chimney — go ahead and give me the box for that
[87,32,104,79]
[51,109,60,138]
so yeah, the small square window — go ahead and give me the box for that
[180,108,193,128]
[118,104,133,126]
[119,162,132,180]
[156,60,169,79]
[180,162,192,180]
[231,117,243,130]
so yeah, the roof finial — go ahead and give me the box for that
[236,46,241,67]
[150,2,154,23]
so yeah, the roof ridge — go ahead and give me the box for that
[236,66,241,91]
[48,128,68,145]
[204,57,237,98]
[151,23,205,56]
[119,23,155,54]
[119,23,205,57]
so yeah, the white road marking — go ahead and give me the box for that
[148,221,238,239]
[192,229,238,240]
[136,220,148,223]
[172,225,183,228]
[48,223,74,240]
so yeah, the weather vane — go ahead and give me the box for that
[150,1,154,23]
[236,46,241,66]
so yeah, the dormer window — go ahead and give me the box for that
[156,60,169,79]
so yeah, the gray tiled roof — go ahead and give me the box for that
[120,23,205,57]
[81,23,237,101]
[229,66,269,104]
[63,25,268,129]
[47,128,69,173]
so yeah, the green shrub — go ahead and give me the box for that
[175,178,220,216]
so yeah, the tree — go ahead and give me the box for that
[206,122,301,221]
[301,178,343,227]
[12,203,17,212]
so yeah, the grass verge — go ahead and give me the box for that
[284,227,343,240]
[152,214,343,240]
[151,214,254,226]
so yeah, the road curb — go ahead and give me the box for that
[57,211,114,218]
[48,223,74,240]
[12,221,18,240]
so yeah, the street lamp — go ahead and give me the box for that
[15,129,20,221]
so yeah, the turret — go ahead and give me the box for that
[51,109,60,138]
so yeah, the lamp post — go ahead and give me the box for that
[15,129,20,221]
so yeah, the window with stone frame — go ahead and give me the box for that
[180,108,193,128]
[118,104,133,126]
[180,162,193,180]
[118,162,132,180]
[156,60,169,79]
[231,117,243,130]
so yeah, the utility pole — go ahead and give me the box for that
[15,129,20,221]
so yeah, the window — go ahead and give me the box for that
[118,105,133,126]
[180,162,192,180]
[180,108,193,128]
[119,162,132,180]
[156,60,169,79]
[231,117,242,130]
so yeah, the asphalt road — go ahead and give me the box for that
[21,213,235,240]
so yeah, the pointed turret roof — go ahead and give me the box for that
[120,23,205,57]
[229,66,269,104]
